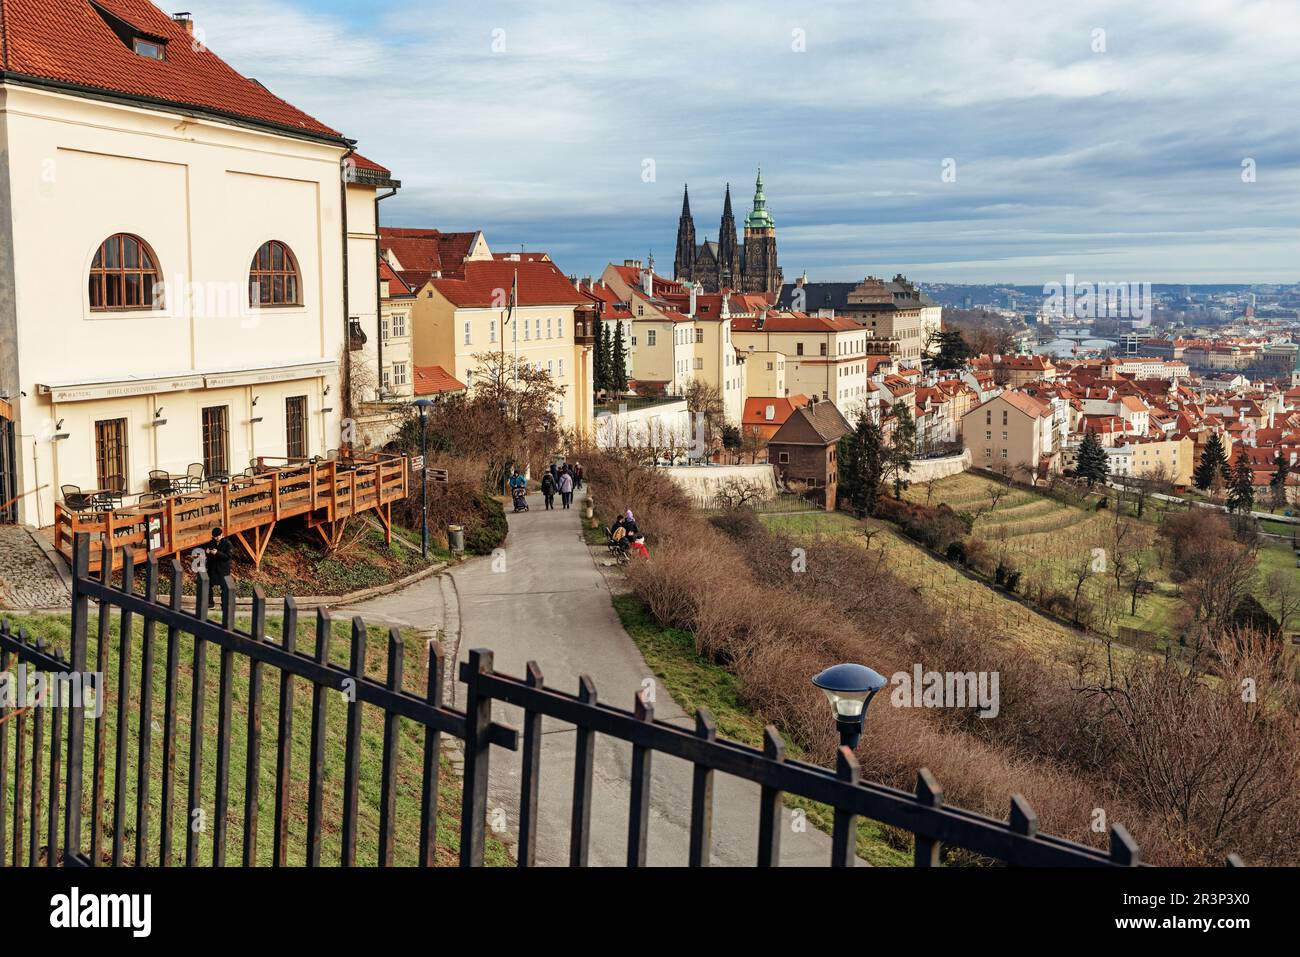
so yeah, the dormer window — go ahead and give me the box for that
[91,2,168,61]
[133,38,166,60]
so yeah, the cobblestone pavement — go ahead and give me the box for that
[0,525,72,609]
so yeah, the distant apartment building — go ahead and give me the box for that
[777,275,928,366]
[961,391,1057,479]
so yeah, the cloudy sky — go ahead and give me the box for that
[173,0,1299,285]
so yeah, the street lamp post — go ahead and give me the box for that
[811,662,888,751]
[413,398,434,559]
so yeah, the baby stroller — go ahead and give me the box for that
[512,485,529,512]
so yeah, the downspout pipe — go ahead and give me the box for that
[374,187,398,396]
[340,146,354,431]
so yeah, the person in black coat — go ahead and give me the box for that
[204,527,234,613]
[540,471,557,510]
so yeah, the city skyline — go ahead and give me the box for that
[172,0,1300,284]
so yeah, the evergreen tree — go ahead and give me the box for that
[1270,452,1291,509]
[932,329,973,371]
[1075,428,1109,488]
[1193,432,1228,491]
[593,319,608,396]
[886,400,917,500]
[610,322,628,395]
[839,411,885,517]
[1227,450,1255,514]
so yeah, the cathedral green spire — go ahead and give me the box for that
[744,167,775,230]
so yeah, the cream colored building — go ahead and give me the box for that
[410,257,595,435]
[961,391,1057,479]
[0,4,393,527]
[731,311,870,416]
[599,262,746,425]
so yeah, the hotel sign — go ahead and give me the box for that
[41,375,206,403]
[39,360,336,402]
[203,362,336,389]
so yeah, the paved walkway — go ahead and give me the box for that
[0,525,72,610]
[339,491,853,866]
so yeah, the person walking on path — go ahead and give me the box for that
[204,527,234,615]
[540,471,557,510]
[558,469,574,509]
[574,461,584,490]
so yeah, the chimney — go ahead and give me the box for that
[641,265,653,297]
[688,282,698,317]
[172,12,194,34]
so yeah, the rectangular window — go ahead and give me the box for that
[984,448,991,457]
[820,342,827,356]
[1002,410,1008,425]
[286,396,308,459]
[694,357,704,370]
[489,320,496,343]
[695,328,704,344]
[524,320,530,340]
[535,319,541,339]
[647,330,657,346]
[201,406,229,479]
[1001,449,1009,459]
[94,418,128,491]
[394,363,408,386]
[558,359,564,376]
[547,360,554,376]
[381,317,390,340]
[796,343,804,356]
[557,317,563,338]
[985,431,991,441]
[464,321,471,345]
[1002,431,1008,441]
[778,452,789,464]
[392,314,407,337]
[547,318,553,338]
[382,367,392,390]
[986,410,992,425]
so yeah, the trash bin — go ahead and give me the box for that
[448,524,465,554]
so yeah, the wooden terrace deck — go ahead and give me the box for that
[53,452,409,572]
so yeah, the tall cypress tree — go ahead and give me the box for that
[593,319,608,396]
[1075,428,1109,488]
[1227,450,1255,514]
[1270,452,1292,508]
[611,322,628,395]
[1193,432,1228,491]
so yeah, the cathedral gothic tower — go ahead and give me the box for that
[717,183,740,287]
[671,172,781,294]
[673,185,695,283]
[741,169,782,295]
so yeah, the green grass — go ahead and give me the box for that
[610,593,911,867]
[1,610,511,867]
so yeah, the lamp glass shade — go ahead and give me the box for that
[811,663,887,719]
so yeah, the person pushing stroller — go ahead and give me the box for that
[509,470,529,512]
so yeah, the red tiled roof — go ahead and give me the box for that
[351,153,390,174]
[380,228,481,280]
[429,259,587,308]
[0,1,344,140]
[729,311,861,334]
[741,395,809,428]
[413,366,466,397]
[379,260,412,297]
[580,281,633,319]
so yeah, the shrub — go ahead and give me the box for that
[463,493,508,555]
[945,540,967,564]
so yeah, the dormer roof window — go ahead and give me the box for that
[91,2,169,61]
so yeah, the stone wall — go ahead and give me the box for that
[901,449,970,483]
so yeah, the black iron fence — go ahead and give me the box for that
[0,532,1243,867]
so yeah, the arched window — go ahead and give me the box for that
[249,240,301,306]
[89,234,162,311]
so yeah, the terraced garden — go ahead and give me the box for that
[905,472,1182,644]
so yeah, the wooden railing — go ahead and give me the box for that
[53,451,409,572]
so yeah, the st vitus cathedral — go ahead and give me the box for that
[673,170,783,295]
